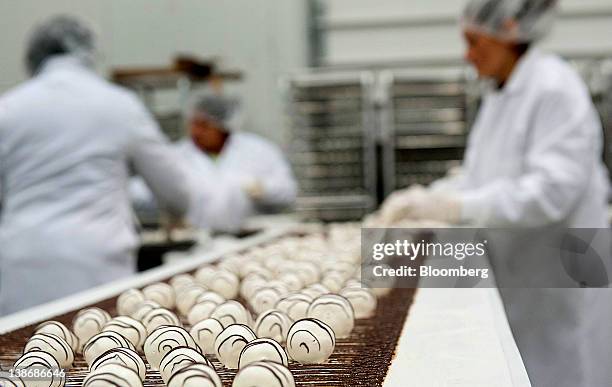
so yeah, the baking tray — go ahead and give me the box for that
[0,229,416,387]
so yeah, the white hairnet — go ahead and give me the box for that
[26,15,96,75]
[461,0,558,43]
[187,93,244,132]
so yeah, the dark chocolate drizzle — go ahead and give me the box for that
[90,347,145,378]
[26,333,72,361]
[234,361,292,387]
[167,364,220,387]
[238,338,287,369]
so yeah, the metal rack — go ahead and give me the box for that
[378,68,472,197]
[284,72,377,221]
[284,68,473,221]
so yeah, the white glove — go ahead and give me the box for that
[378,185,425,224]
[362,213,381,228]
[379,186,462,225]
[242,177,265,201]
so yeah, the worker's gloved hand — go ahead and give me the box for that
[362,213,383,228]
[378,185,426,225]
[406,192,462,224]
[242,177,265,200]
[379,186,462,225]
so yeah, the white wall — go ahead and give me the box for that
[0,0,309,145]
[3,1,609,143]
[318,0,612,66]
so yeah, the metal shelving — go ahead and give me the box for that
[379,68,471,196]
[284,72,377,222]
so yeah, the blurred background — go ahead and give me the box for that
[1,0,612,224]
[1,4,611,382]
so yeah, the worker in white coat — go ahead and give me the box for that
[133,93,297,232]
[0,16,193,315]
[381,0,608,228]
[378,1,612,386]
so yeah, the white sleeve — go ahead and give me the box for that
[0,104,7,216]
[127,151,251,233]
[429,172,466,194]
[126,99,192,218]
[0,163,3,217]
[128,176,157,210]
[257,142,298,208]
[460,89,601,227]
[186,174,253,233]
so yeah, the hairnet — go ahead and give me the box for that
[187,93,243,132]
[26,15,96,75]
[461,0,558,43]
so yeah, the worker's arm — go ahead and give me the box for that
[187,176,253,233]
[254,142,298,208]
[126,97,192,218]
[429,169,467,194]
[460,89,602,227]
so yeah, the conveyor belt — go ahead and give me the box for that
[0,233,416,387]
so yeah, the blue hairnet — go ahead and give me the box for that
[26,15,96,75]
[462,0,558,43]
[187,93,243,132]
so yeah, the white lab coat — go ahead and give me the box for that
[0,56,191,315]
[431,49,612,386]
[176,138,254,233]
[182,132,297,207]
[133,133,297,232]
[435,49,609,228]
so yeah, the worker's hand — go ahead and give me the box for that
[378,185,425,225]
[362,213,383,228]
[242,178,265,201]
[379,186,462,225]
